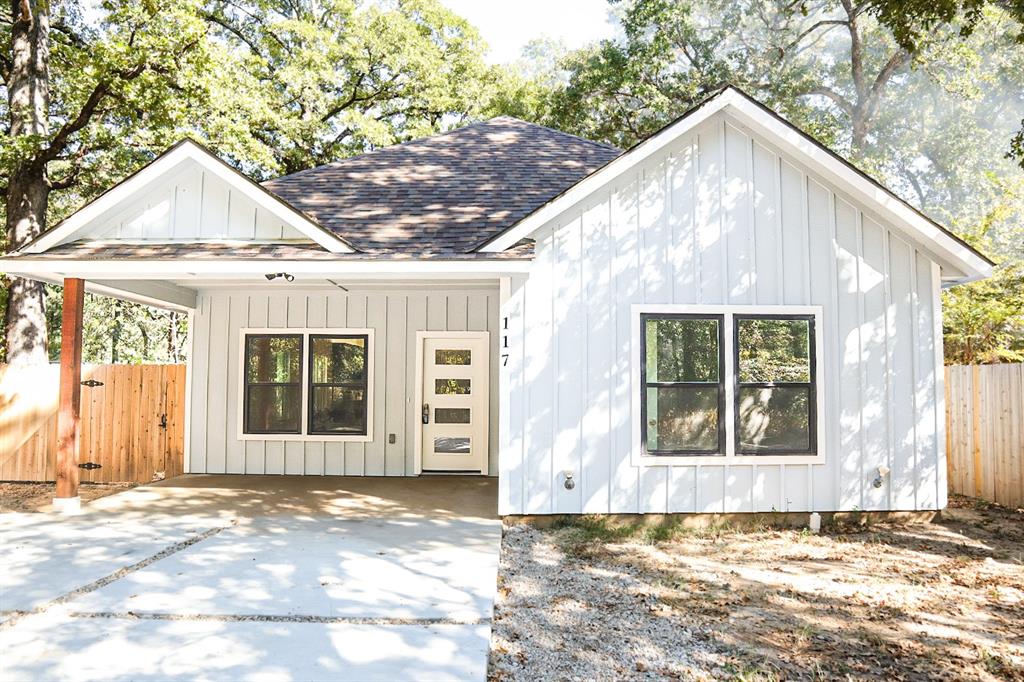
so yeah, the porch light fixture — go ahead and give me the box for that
[265,272,295,282]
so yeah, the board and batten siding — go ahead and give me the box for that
[499,113,946,515]
[96,162,306,241]
[188,287,500,476]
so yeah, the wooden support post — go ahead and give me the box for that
[55,278,85,510]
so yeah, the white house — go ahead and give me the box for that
[0,87,992,516]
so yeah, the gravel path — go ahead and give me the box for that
[490,525,726,681]
[489,498,1024,681]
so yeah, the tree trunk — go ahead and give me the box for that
[4,0,52,366]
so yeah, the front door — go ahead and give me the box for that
[418,333,489,473]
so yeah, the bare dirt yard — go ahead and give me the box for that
[489,496,1024,681]
[0,481,135,512]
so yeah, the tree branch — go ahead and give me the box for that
[39,63,145,163]
[806,86,855,117]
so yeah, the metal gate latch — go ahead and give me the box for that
[159,414,168,430]
[80,379,104,387]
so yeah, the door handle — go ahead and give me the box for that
[422,403,430,424]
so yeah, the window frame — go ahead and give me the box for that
[631,305,824,466]
[307,333,370,437]
[242,333,304,435]
[733,314,817,456]
[237,327,374,442]
[639,313,726,456]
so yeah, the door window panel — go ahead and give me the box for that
[435,408,471,424]
[434,437,471,453]
[435,378,471,395]
[435,349,471,365]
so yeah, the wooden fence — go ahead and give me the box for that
[946,363,1024,508]
[0,363,186,483]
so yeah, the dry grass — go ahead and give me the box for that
[0,481,136,513]
[490,496,1024,681]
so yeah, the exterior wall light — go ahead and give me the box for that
[563,470,575,490]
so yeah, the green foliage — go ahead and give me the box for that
[943,264,1024,364]
[645,318,719,382]
[507,0,1024,365]
[3,0,505,363]
[737,319,811,383]
[201,0,497,175]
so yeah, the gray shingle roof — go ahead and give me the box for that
[262,117,621,254]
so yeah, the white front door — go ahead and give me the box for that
[418,333,489,473]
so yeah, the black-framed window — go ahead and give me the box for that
[243,334,303,434]
[734,315,816,455]
[308,334,369,436]
[640,314,726,455]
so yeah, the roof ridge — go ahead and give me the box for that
[492,116,622,153]
[265,117,620,185]
[266,118,513,184]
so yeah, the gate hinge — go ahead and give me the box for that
[80,379,104,388]
[78,462,102,470]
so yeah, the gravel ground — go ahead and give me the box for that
[0,481,135,512]
[489,496,1024,681]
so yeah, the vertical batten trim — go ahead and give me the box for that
[909,251,921,509]
[381,296,390,476]
[931,261,946,509]
[694,134,703,304]
[719,120,729,304]
[828,189,843,508]
[854,208,867,511]
[182,306,195,474]
[550,224,560,514]
[169,181,179,240]
[882,227,896,510]
[800,168,811,304]
[746,134,758,305]
[607,197,614,512]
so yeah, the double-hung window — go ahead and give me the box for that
[240,329,373,440]
[640,314,725,455]
[734,315,816,454]
[308,334,369,436]
[635,306,821,464]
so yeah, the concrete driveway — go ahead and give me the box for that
[0,475,500,681]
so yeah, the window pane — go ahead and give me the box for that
[246,385,301,433]
[435,378,471,395]
[435,408,471,424]
[435,349,471,365]
[310,386,366,434]
[645,318,719,383]
[246,336,301,384]
[645,386,719,452]
[311,336,366,384]
[737,386,811,452]
[434,437,471,453]
[737,318,811,383]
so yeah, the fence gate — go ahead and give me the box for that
[0,364,186,483]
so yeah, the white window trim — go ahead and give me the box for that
[236,327,375,442]
[631,304,825,466]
